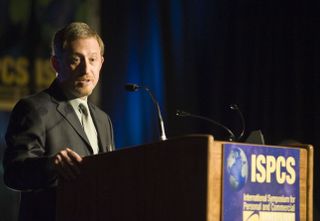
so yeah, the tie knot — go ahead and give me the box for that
[79,103,88,116]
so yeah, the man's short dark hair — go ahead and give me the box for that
[52,22,104,57]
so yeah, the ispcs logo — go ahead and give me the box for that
[226,147,297,191]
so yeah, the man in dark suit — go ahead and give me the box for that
[3,22,114,221]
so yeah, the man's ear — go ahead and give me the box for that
[51,56,60,73]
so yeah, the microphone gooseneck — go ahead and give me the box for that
[229,104,246,141]
[125,83,167,141]
[176,109,236,141]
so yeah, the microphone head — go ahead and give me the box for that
[229,104,239,110]
[176,109,190,117]
[125,83,140,92]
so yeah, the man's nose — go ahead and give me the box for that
[79,60,90,74]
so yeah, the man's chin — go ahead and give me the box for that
[72,88,93,98]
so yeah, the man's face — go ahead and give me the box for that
[55,37,104,98]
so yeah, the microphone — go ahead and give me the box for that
[176,109,236,141]
[229,104,246,141]
[125,83,167,141]
[124,84,140,92]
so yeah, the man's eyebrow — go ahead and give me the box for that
[88,52,99,56]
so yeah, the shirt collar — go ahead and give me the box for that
[69,97,88,113]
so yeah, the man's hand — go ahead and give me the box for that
[51,148,83,181]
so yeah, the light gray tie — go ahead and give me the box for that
[78,103,99,154]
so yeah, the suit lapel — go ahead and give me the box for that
[47,79,93,153]
[56,101,92,150]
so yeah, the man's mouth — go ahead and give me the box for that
[75,78,92,86]
[77,78,91,82]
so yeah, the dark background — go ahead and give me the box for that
[0,0,319,220]
[101,0,320,146]
[100,0,320,218]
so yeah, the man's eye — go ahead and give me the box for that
[90,57,97,62]
[70,57,80,64]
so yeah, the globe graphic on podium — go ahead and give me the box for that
[226,147,248,191]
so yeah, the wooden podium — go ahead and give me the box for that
[56,134,313,221]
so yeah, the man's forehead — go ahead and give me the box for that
[63,38,101,54]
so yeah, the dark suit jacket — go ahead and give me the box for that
[3,79,115,221]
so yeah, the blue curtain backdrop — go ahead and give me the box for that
[101,0,320,147]
[101,0,167,148]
